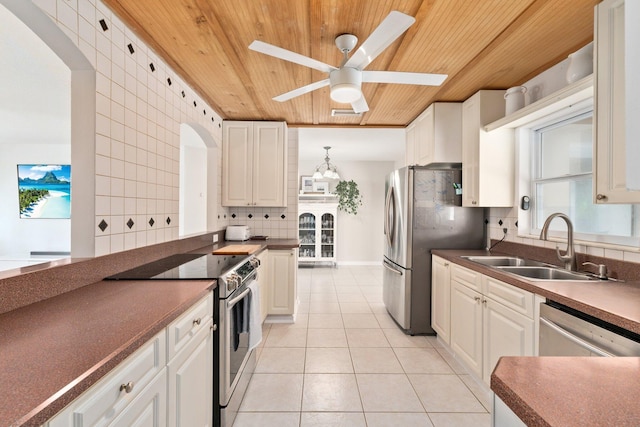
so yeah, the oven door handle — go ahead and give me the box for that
[227,286,251,308]
[540,317,613,357]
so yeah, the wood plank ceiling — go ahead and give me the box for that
[102,0,599,127]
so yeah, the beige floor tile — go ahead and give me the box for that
[408,374,486,413]
[368,302,388,314]
[342,313,380,329]
[305,347,354,373]
[459,374,492,412]
[264,328,308,347]
[309,301,341,313]
[364,413,434,427]
[309,293,339,303]
[356,374,424,412]
[350,347,404,373]
[306,328,348,347]
[374,313,399,329]
[302,374,363,412]
[297,301,310,314]
[393,348,453,374]
[300,412,366,427]
[382,327,431,348]
[339,302,372,313]
[308,313,344,329]
[239,373,303,411]
[428,412,491,427]
[334,285,362,294]
[233,412,300,427]
[435,347,469,374]
[337,293,367,303]
[269,313,309,329]
[255,347,306,373]
[346,328,390,347]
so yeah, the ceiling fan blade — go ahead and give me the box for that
[345,11,415,70]
[249,40,337,74]
[273,79,330,102]
[351,95,369,114]
[363,70,448,86]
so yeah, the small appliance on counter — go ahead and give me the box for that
[225,225,251,241]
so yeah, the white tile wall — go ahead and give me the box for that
[33,0,224,256]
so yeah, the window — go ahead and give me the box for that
[527,110,640,246]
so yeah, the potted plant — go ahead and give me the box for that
[333,180,363,215]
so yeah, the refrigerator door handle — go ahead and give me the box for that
[383,259,403,275]
[384,186,396,248]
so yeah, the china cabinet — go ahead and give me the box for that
[298,203,337,266]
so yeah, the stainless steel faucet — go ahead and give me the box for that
[539,212,577,271]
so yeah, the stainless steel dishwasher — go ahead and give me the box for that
[539,301,640,356]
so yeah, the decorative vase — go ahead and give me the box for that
[504,86,527,115]
[566,43,593,84]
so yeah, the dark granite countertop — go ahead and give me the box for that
[492,357,640,427]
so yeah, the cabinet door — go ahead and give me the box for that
[110,369,167,427]
[253,122,287,207]
[450,280,483,377]
[257,250,269,323]
[298,211,317,260]
[222,122,253,206]
[462,96,480,207]
[167,320,213,427]
[594,0,640,202]
[267,249,297,315]
[319,211,336,261]
[415,105,433,165]
[431,256,451,344]
[405,123,416,166]
[483,298,534,384]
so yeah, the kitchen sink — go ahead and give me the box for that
[462,256,547,267]
[496,266,595,281]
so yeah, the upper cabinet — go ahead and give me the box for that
[462,91,514,207]
[594,0,640,203]
[405,103,462,166]
[222,121,288,207]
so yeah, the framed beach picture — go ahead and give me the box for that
[17,164,71,219]
[300,176,314,193]
[312,181,329,194]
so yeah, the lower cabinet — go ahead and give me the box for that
[266,248,298,318]
[431,255,452,344]
[47,292,214,427]
[437,260,539,385]
[257,250,269,323]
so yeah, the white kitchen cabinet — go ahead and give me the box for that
[47,331,167,427]
[266,249,298,319]
[446,261,535,385]
[298,203,337,265]
[406,102,462,166]
[257,249,269,323]
[431,255,451,344]
[222,121,288,207]
[47,293,214,427]
[462,91,514,207]
[594,0,640,202]
[167,294,214,427]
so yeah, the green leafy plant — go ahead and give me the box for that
[333,180,363,215]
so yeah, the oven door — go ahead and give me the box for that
[220,281,253,406]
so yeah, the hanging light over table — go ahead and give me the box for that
[312,146,341,180]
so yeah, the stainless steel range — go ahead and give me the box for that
[107,251,261,427]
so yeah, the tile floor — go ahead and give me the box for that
[233,265,492,427]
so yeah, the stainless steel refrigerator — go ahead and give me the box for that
[383,164,486,335]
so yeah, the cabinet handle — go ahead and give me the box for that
[472,200,477,205]
[211,323,217,332]
[482,299,487,306]
[444,262,449,267]
[120,381,134,393]
[193,318,202,326]
[596,194,607,201]
[474,296,481,303]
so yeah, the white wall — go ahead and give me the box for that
[298,158,395,264]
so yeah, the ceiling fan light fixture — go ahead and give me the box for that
[329,68,362,103]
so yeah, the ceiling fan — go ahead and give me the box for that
[248,11,447,114]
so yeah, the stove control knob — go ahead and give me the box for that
[226,274,239,291]
[250,257,260,268]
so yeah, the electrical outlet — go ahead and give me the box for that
[213,234,219,243]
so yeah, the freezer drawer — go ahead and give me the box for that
[382,259,410,329]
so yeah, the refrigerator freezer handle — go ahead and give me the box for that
[384,186,395,248]
[383,260,403,275]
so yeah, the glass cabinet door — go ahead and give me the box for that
[320,213,334,258]
[299,212,316,258]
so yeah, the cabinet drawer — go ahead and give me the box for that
[48,331,166,427]
[482,276,533,318]
[167,292,213,360]
[451,264,481,291]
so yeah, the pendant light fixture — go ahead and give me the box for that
[312,146,341,180]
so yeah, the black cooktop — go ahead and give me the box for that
[106,253,248,280]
